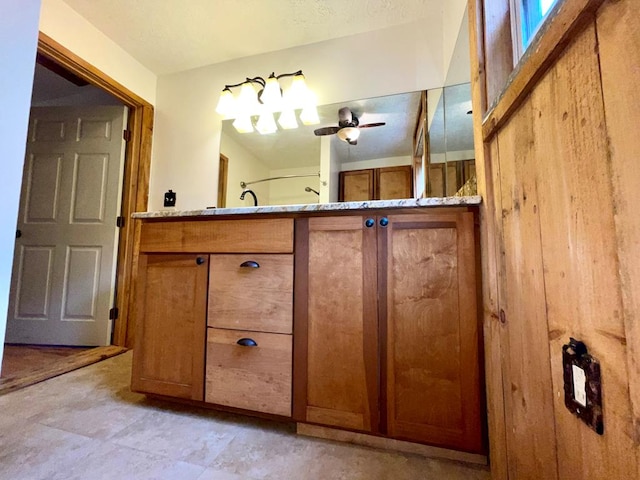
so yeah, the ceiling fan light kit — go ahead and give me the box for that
[215,70,319,134]
[314,106,386,145]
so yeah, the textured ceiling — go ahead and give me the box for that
[62,0,443,74]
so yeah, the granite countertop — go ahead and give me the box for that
[132,196,481,219]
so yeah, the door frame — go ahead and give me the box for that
[37,32,153,348]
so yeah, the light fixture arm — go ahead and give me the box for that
[222,70,303,92]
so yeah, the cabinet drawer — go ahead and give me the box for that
[139,218,294,253]
[205,328,292,417]
[208,254,293,334]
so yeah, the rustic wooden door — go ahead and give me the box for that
[381,212,484,453]
[6,106,127,346]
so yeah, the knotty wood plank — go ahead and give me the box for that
[531,20,637,479]
[482,0,606,141]
[481,0,513,109]
[468,2,509,473]
[596,3,640,477]
[496,98,559,480]
[0,346,127,395]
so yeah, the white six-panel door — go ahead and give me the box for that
[5,106,127,346]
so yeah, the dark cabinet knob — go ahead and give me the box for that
[196,257,206,265]
[236,338,258,347]
[379,217,389,227]
[365,218,375,228]
[240,260,260,268]
[16,229,22,239]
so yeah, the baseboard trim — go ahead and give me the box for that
[296,423,488,466]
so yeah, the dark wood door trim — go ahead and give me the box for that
[37,32,154,348]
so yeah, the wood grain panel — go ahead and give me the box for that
[340,170,374,202]
[208,254,292,334]
[304,216,378,432]
[597,3,640,477]
[531,23,637,479]
[384,213,483,453]
[131,254,207,400]
[205,328,292,417]
[482,0,605,141]
[376,166,413,200]
[495,98,559,480]
[139,218,294,253]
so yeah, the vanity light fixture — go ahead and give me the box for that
[215,70,319,134]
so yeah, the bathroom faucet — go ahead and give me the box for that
[305,187,320,195]
[240,189,258,206]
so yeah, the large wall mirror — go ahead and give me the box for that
[220,84,476,207]
[219,10,476,207]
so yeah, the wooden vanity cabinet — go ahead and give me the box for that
[132,217,295,413]
[205,252,294,416]
[294,210,484,453]
[131,253,208,400]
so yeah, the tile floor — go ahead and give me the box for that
[0,351,491,480]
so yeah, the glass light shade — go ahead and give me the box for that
[300,105,320,125]
[237,82,260,116]
[287,74,311,109]
[278,109,298,129]
[337,127,360,143]
[256,111,277,134]
[260,77,283,111]
[232,115,254,133]
[215,89,236,118]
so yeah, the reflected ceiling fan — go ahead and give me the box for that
[313,107,385,145]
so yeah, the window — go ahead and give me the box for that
[511,0,559,61]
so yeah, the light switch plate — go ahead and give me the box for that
[562,338,603,435]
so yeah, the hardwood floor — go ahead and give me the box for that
[0,345,127,395]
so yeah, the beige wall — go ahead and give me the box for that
[0,0,42,373]
[39,0,157,104]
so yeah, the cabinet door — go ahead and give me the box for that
[376,165,413,200]
[339,169,374,202]
[381,212,483,453]
[131,254,207,400]
[294,216,379,432]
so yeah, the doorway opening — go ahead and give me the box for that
[0,33,153,391]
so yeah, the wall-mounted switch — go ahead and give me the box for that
[562,338,603,435]
[164,189,176,207]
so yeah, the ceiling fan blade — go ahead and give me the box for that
[358,122,386,129]
[313,126,340,136]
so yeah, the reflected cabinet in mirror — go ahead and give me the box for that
[219,85,475,208]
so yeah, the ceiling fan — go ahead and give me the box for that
[313,107,385,145]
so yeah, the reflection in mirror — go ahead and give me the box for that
[427,83,476,197]
[220,91,422,207]
[219,87,475,207]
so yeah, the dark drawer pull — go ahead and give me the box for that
[236,338,258,347]
[240,260,260,268]
[196,256,206,265]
